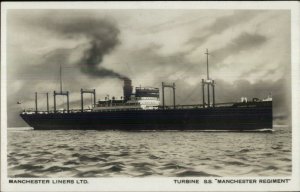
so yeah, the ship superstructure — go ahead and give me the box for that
[93,79,160,112]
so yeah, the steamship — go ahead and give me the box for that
[20,50,273,131]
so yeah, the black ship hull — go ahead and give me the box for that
[20,101,272,131]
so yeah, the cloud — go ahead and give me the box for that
[208,11,256,34]
[211,32,267,67]
[11,10,125,79]
[185,11,257,47]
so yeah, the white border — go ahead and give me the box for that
[1,2,8,191]
[291,0,300,186]
[0,1,299,10]
[1,1,300,192]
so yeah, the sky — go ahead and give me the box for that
[6,9,291,127]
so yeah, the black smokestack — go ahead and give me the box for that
[123,78,133,101]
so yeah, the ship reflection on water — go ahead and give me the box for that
[8,125,291,177]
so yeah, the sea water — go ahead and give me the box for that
[7,126,291,177]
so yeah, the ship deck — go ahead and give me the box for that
[21,101,272,115]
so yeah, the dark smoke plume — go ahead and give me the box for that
[37,13,127,79]
[79,40,126,79]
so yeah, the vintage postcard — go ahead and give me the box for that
[1,1,300,192]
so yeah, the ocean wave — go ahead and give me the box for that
[161,163,186,170]
[13,173,39,178]
[176,170,219,177]
[225,161,247,166]
[7,126,291,177]
[45,166,76,172]
[13,164,44,171]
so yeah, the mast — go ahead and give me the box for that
[205,49,210,106]
[205,49,209,80]
[202,49,216,108]
[59,63,63,93]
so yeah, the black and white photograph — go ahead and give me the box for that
[1,1,300,192]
